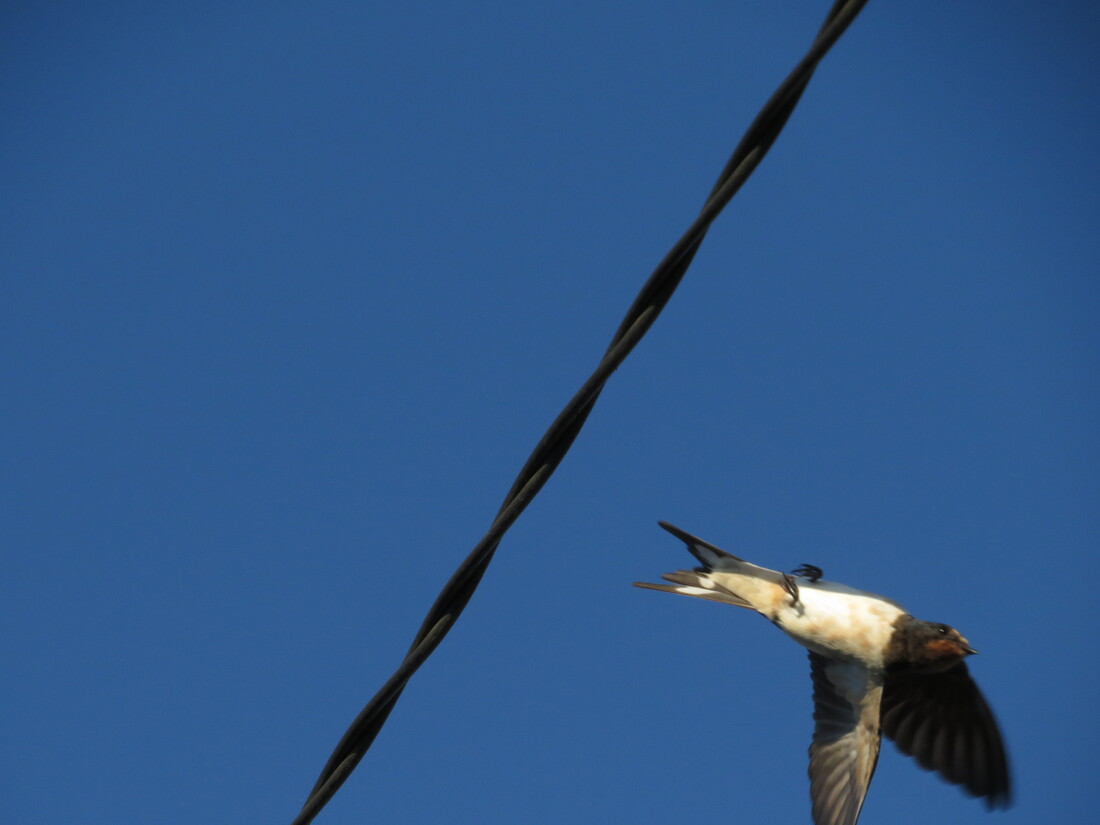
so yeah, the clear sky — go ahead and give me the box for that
[4,3,1098,824]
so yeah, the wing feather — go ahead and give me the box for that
[881,661,1010,807]
[807,653,883,825]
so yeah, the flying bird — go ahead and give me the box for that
[635,522,1010,825]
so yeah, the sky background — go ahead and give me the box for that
[3,2,1098,824]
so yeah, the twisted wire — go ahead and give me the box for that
[290,3,870,822]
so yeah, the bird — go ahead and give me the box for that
[634,521,1010,825]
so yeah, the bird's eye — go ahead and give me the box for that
[936,625,949,635]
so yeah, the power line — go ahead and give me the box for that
[289,2,871,822]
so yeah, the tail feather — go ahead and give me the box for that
[639,522,787,616]
[632,571,753,609]
[657,521,744,567]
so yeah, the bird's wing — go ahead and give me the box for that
[807,652,883,825]
[881,661,1011,807]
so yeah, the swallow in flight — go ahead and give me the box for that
[635,522,1010,825]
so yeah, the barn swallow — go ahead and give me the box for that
[635,522,1010,825]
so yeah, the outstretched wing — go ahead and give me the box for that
[881,661,1011,807]
[807,652,883,825]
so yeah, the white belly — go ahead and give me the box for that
[773,582,904,667]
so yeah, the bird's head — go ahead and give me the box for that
[908,621,977,672]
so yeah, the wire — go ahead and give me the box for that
[289,2,871,822]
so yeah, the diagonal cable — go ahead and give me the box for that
[290,2,870,822]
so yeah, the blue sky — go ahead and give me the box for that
[3,3,1098,824]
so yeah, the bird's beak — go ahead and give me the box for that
[960,637,978,655]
